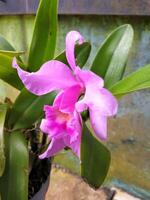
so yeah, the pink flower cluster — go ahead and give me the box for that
[13,31,118,159]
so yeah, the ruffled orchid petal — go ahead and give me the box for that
[40,96,82,158]
[64,135,81,157]
[39,138,65,159]
[65,111,82,157]
[66,31,84,71]
[67,111,82,142]
[89,108,107,140]
[40,119,51,135]
[12,57,77,95]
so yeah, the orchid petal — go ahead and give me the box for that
[67,111,82,142]
[66,31,84,71]
[65,111,82,157]
[75,67,104,88]
[12,57,77,95]
[64,135,81,157]
[40,119,51,135]
[76,86,118,116]
[75,71,117,140]
[39,138,65,159]
[89,108,107,140]
[53,91,64,106]
[59,84,82,113]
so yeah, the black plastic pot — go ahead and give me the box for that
[31,177,50,200]
[29,158,52,200]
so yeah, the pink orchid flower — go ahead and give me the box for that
[39,91,82,158]
[12,31,118,157]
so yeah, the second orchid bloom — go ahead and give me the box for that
[13,31,118,158]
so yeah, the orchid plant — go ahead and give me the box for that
[0,0,150,199]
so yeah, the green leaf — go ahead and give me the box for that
[0,80,6,103]
[110,64,150,97]
[0,34,24,90]
[91,24,134,88]
[0,34,15,51]
[8,42,91,130]
[81,123,111,188]
[0,104,7,177]
[56,42,91,68]
[0,131,28,200]
[0,54,24,90]
[28,0,58,71]
[75,42,91,67]
[54,150,80,175]
[0,50,24,57]
[9,89,56,130]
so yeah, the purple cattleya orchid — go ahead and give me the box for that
[12,30,118,158]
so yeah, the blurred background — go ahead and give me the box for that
[0,0,150,199]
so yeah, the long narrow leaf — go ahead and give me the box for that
[75,42,91,68]
[91,24,134,88]
[110,64,150,97]
[0,50,24,57]
[81,123,111,188]
[0,131,28,200]
[8,43,91,129]
[0,34,15,51]
[0,35,24,90]
[0,104,7,177]
[0,80,6,103]
[28,0,58,71]
[0,54,24,90]
[9,90,56,130]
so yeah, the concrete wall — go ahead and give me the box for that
[0,15,149,191]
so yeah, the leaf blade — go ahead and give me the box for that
[0,131,28,200]
[91,24,134,88]
[0,54,24,90]
[110,64,150,97]
[0,104,7,177]
[0,34,15,51]
[81,123,111,188]
[0,50,24,57]
[28,0,58,71]
[10,90,56,130]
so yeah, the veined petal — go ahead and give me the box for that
[66,31,84,71]
[39,138,65,159]
[89,108,107,140]
[12,58,77,95]
[65,111,82,157]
